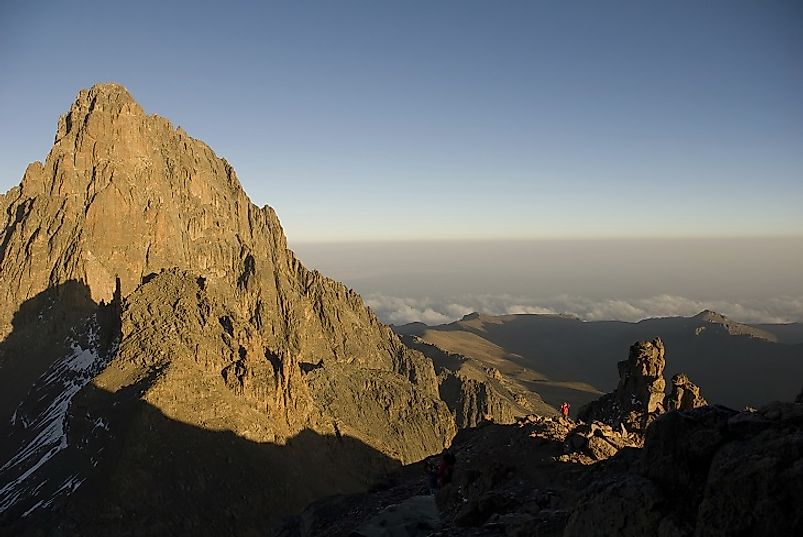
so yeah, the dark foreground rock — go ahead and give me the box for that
[275,415,591,537]
[276,399,802,537]
[275,336,802,537]
[565,402,803,537]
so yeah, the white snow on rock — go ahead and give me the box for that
[0,319,110,516]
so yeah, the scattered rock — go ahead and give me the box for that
[565,421,642,462]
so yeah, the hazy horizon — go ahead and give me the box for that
[291,238,803,326]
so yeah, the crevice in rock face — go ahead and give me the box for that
[237,252,255,290]
[0,199,33,266]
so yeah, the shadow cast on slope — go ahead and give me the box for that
[0,281,402,537]
[273,419,595,536]
[4,379,402,537]
[0,281,103,458]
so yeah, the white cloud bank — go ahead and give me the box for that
[363,293,803,326]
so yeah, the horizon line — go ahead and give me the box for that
[288,234,803,244]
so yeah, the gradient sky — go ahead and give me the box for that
[1,1,801,241]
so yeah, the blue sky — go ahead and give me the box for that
[1,0,801,241]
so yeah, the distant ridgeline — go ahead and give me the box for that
[394,310,803,410]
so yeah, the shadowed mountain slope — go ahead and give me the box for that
[397,311,803,409]
[2,377,402,537]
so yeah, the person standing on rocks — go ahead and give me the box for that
[561,402,571,419]
[437,452,456,488]
[426,457,439,494]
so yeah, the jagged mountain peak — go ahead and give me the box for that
[2,83,262,309]
[53,82,144,150]
[0,85,454,528]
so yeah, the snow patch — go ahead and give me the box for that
[0,319,110,516]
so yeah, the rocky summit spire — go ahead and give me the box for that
[0,84,454,531]
[54,83,142,142]
[577,338,667,432]
[1,82,254,316]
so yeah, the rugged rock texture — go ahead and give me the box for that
[0,84,454,533]
[578,338,667,432]
[401,334,551,428]
[563,421,642,464]
[564,401,803,537]
[438,372,519,428]
[273,341,803,537]
[277,413,642,536]
[666,373,707,411]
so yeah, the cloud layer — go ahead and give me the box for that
[363,293,803,326]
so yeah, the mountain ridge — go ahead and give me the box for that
[395,309,803,409]
[0,83,454,530]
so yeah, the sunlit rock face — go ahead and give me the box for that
[578,338,667,432]
[0,83,454,532]
[666,372,707,411]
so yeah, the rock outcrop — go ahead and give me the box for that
[438,372,520,428]
[401,335,550,428]
[666,373,707,411]
[579,338,712,438]
[0,84,454,532]
[564,401,803,537]
[578,338,667,432]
